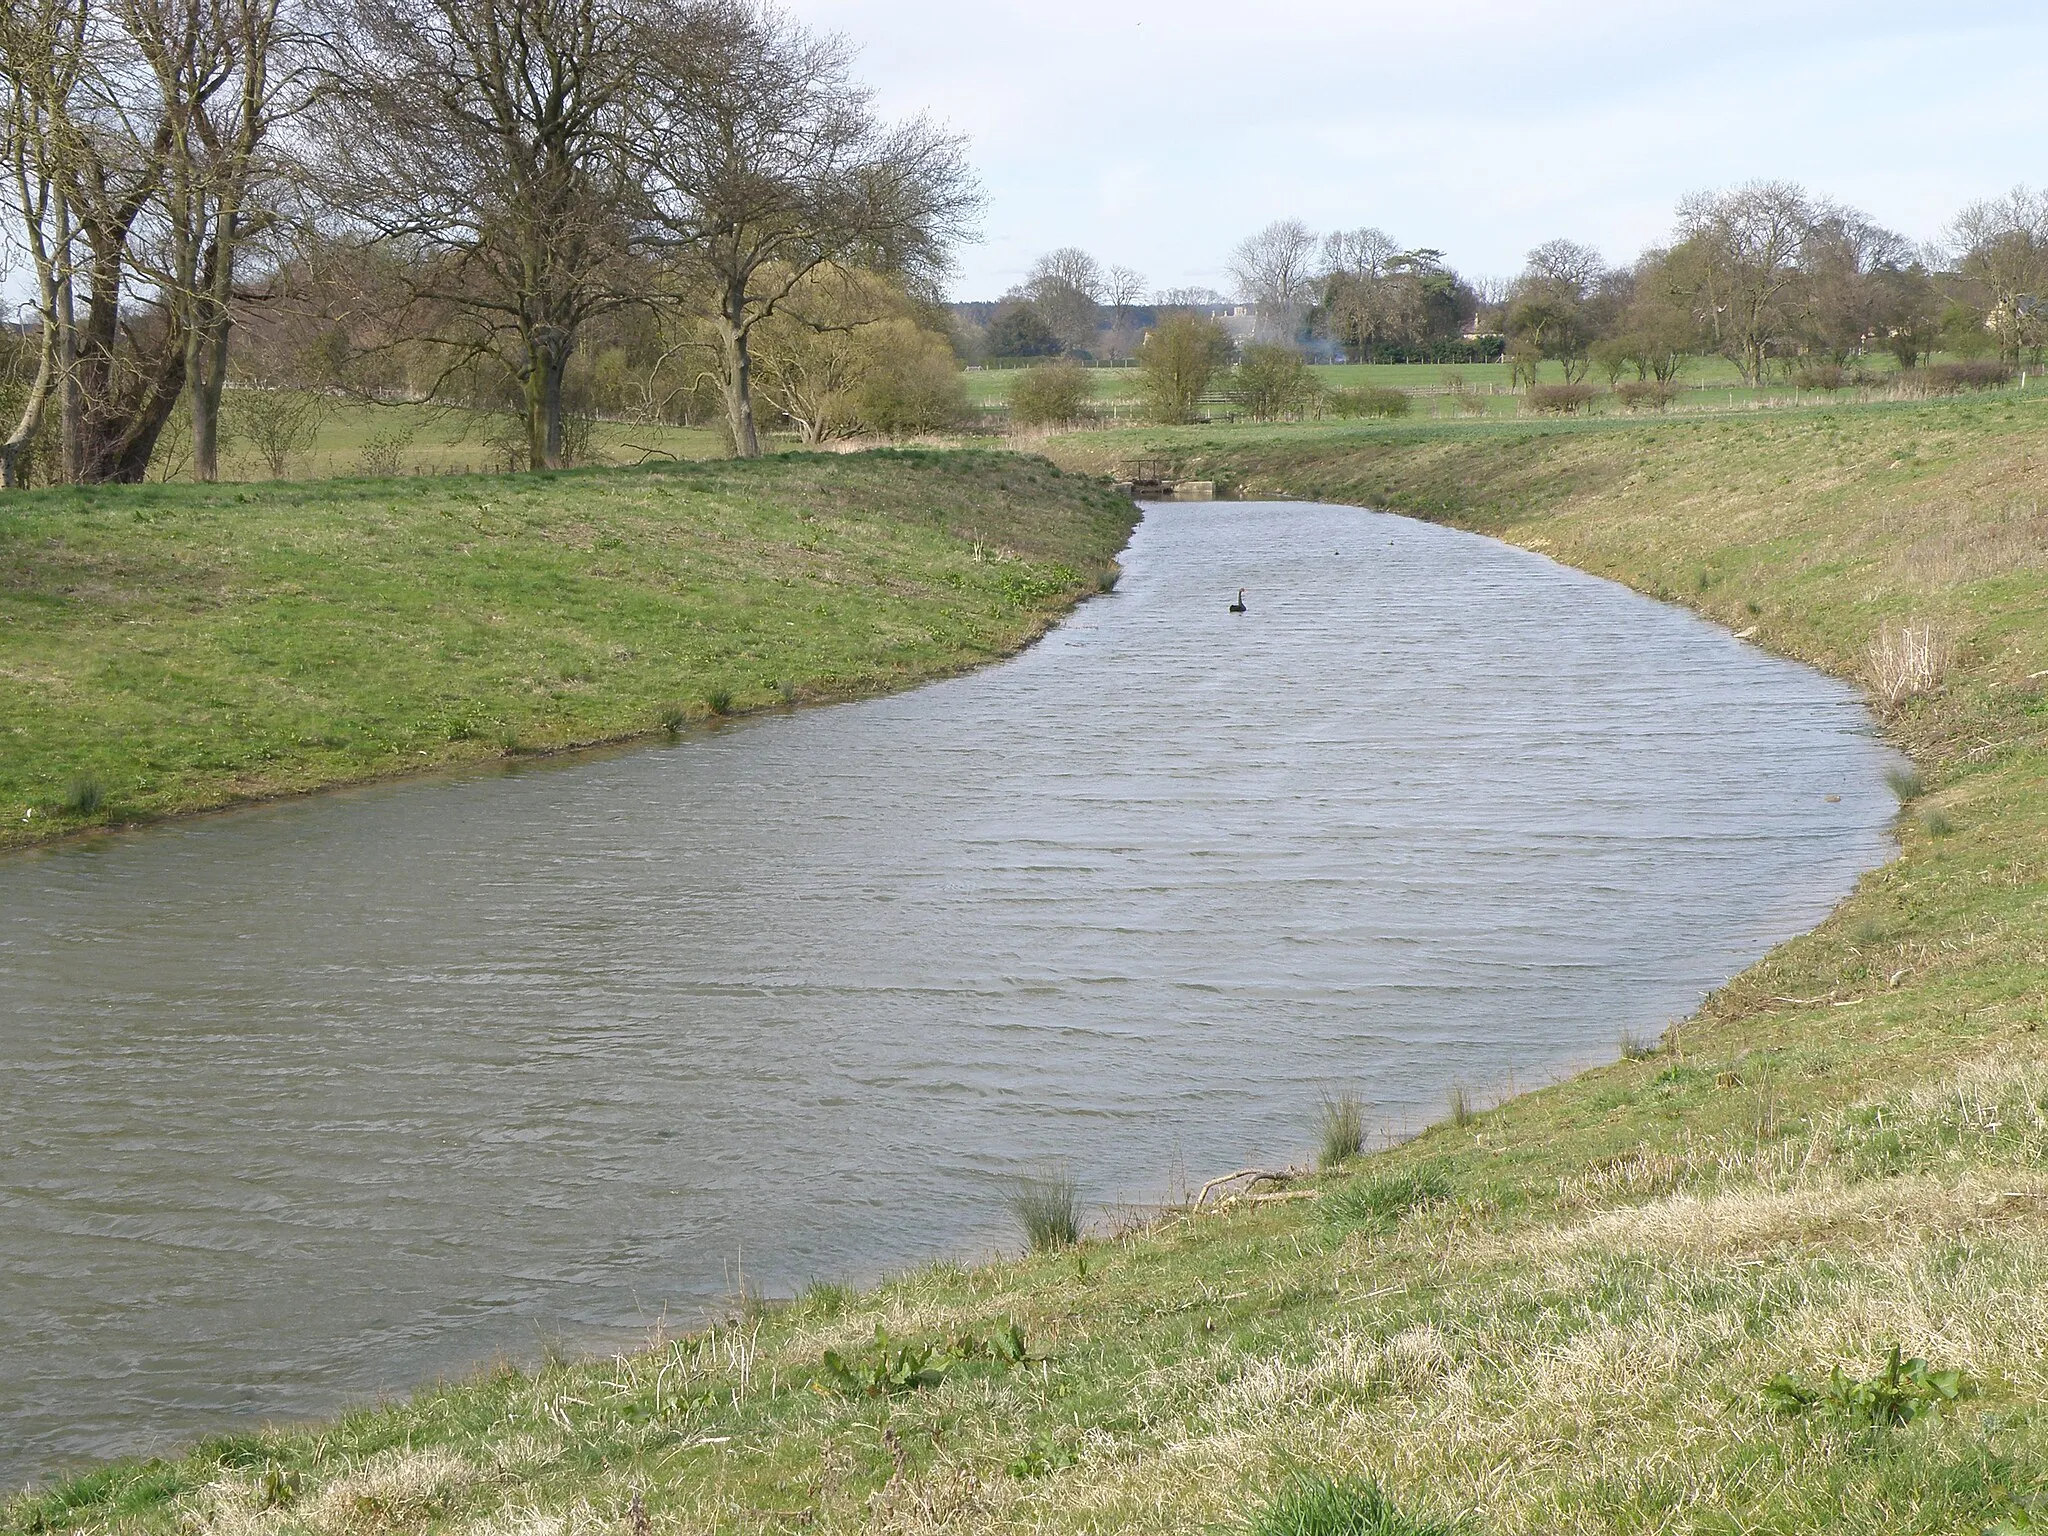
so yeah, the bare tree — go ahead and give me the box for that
[1101,261,1144,358]
[1,0,219,484]
[627,0,978,457]
[1506,239,1608,383]
[1949,186,2048,364]
[1023,245,1100,353]
[0,0,85,485]
[1674,181,1823,384]
[132,0,303,481]
[1228,217,1316,345]
[1104,263,1145,314]
[1796,211,1917,365]
[312,0,639,469]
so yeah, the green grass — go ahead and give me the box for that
[0,450,1135,848]
[17,391,2048,1533]
[158,398,725,483]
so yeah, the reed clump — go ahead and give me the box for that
[1007,1169,1080,1252]
[1317,1090,1366,1168]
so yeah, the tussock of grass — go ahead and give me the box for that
[1445,1084,1475,1128]
[1317,1090,1366,1168]
[1007,1169,1081,1252]
[1322,1165,1451,1231]
[1249,1474,1456,1536]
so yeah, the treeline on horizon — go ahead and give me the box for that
[6,0,2048,491]
[960,185,2048,399]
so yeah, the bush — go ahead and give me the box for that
[1250,1473,1456,1536]
[354,422,417,477]
[1139,313,1231,424]
[854,328,968,436]
[1008,360,1092,428]
[1327,386,1410,419]
[1229,343,1324,421]
[230,388,328,478]
[61,771,107,817]
[1614,380,1674,412]
[1526,382,1597,414]
[1911,360,2013,395]
[1791,362,1847,392]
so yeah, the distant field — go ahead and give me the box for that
[962,352,2029,423]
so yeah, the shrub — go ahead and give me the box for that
[854,328,968,436]
[1139,313,1231,424]
[1007,1169,1080,1251]
[1327,386,1410,419]
[1453,392,1490,416]
[230,388,328,478]
[1008,360,1092,428]
[1249,1473,1456,1536]
[1791,362,1847,392]
[1908,361,2013,395]
[1614,380,1674,412]
[355,423,416,477]
[1526,382,1597,414]
[61,771,107,816]
[1317,1090,1365,1168]
[1229,343,1324,421]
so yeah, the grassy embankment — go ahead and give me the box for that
[0,450,1134,851]
[12,394,2048,1534]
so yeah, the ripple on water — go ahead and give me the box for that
[0,501,1898,1484]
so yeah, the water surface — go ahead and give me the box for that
[0,501,1897,1486]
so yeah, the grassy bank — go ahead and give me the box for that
[0,450,1134,851]
[13,397,2048,1535]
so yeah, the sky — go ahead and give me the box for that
[782,0,2048,301]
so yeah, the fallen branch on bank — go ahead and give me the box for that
[1194,1168,1299,1209]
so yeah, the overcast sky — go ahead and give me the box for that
[781,0,2048,301]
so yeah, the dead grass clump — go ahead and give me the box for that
[1868,621,1953,708]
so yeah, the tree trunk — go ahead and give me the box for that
[523,324,572,470]
[55,198,79,483]
[720,287,761,459]
[0,327,55,489]
[191,206,239,484]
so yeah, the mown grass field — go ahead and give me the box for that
[964,352,1998,424]
[0,450,1134,851]
[12,392,2048,1534]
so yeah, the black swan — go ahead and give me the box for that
[1228,588,1247,613]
